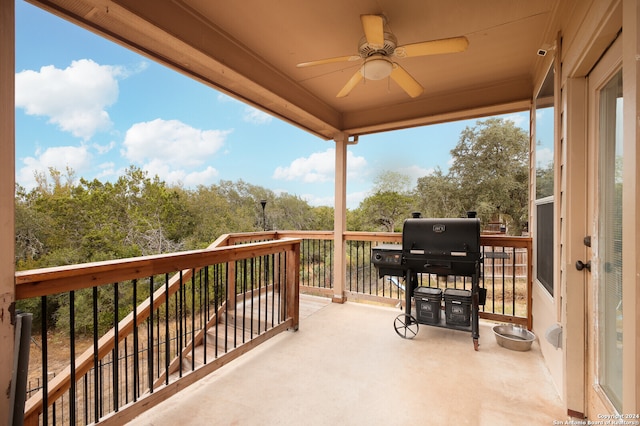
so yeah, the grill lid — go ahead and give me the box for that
[402,218,481,276]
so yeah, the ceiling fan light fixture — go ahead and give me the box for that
[360,55,393,80]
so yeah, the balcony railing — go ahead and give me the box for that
[14,231,531,425]
[278,231,532,328]
[15,237,300,425]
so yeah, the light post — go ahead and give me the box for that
[260,199,267,231]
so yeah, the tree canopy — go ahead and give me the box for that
[358,118,530,234]
[15,166,333,271]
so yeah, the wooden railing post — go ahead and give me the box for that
[285,242,300,330]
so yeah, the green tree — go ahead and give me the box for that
[354,170,415,232]
[414,168,462,218]
[536,162,554,199]
[117,167,194,255]
[448,118,529,234]
[310,206,334,230]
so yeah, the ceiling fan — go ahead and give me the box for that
[297,15,469,98]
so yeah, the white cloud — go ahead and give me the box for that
[17,145,92,189]
[217,93,235,103]
[307,194,335,207]
[216,94,273,124]
[143,161,219,187]
[16,59,124,140]
[96,162,117,180]
[93,140,116,155]
[243,106,273,124]
[503,113,529,130]
[347,190,369,209]
[402,165,435,183]
[273,148,367,183]
[536,147,554,168]
[346,151,368,181]
[122,118,229,186]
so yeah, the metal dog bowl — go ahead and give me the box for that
[493,324,536,351]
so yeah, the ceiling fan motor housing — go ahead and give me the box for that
[358,32,397,58]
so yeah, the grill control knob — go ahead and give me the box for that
[374,253,382,261]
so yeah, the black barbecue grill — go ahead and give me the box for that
[372,217,483,350]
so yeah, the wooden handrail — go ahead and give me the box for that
[15,238,299,300]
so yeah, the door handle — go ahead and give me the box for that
[575,260,591,272]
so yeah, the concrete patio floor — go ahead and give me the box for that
[128,295,566,425]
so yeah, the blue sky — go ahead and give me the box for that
[14,1,539,209]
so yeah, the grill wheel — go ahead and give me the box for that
[393,313,419,339]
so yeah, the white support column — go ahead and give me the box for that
[332,133,348,303]
[622,0,639,413]
[0,0,15,420]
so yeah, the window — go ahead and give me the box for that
[597,69,623,411]
[535,65,554,295]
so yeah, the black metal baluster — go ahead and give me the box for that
[305,240,310,287]
[92,286,99,423]
[124,337,129,404]
[233,262,238,348]
[225,263,229,353]
[113,283,119,412]
[82,372,89,425]
[250,258,255,338]
[214,265,219,358]
[510,247,516,316]
[251,256,260,336]
[99,358,104,417]
[226,262,231,352]
[41,296,48,425]
[83,373,88,425]
[242,260,247,343]
[132,279,139,401]
[273,254,278,325]
[499,246,505,314]
[314,240,318,288]
[357,241,373,294]
[264,255,269,329]
[323,240,328,288]
[69,291,76,425]
[203,267,209,363]
[357,242,361,293]
[367,241,372,294]
[149,276,154,393]
[178,271,183,377]
[191,270,196,371]
[198,269,203,333]
[156,305,160,379]
[491,246,497,313]
[165,273,170,386]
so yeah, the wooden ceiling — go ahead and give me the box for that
[28,0,563,140]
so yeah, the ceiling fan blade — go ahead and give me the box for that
[361,15,385,48]
[395,36,469,58]
[336,70,364,98]
[297,55,361,68]
[390,64,423,98]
